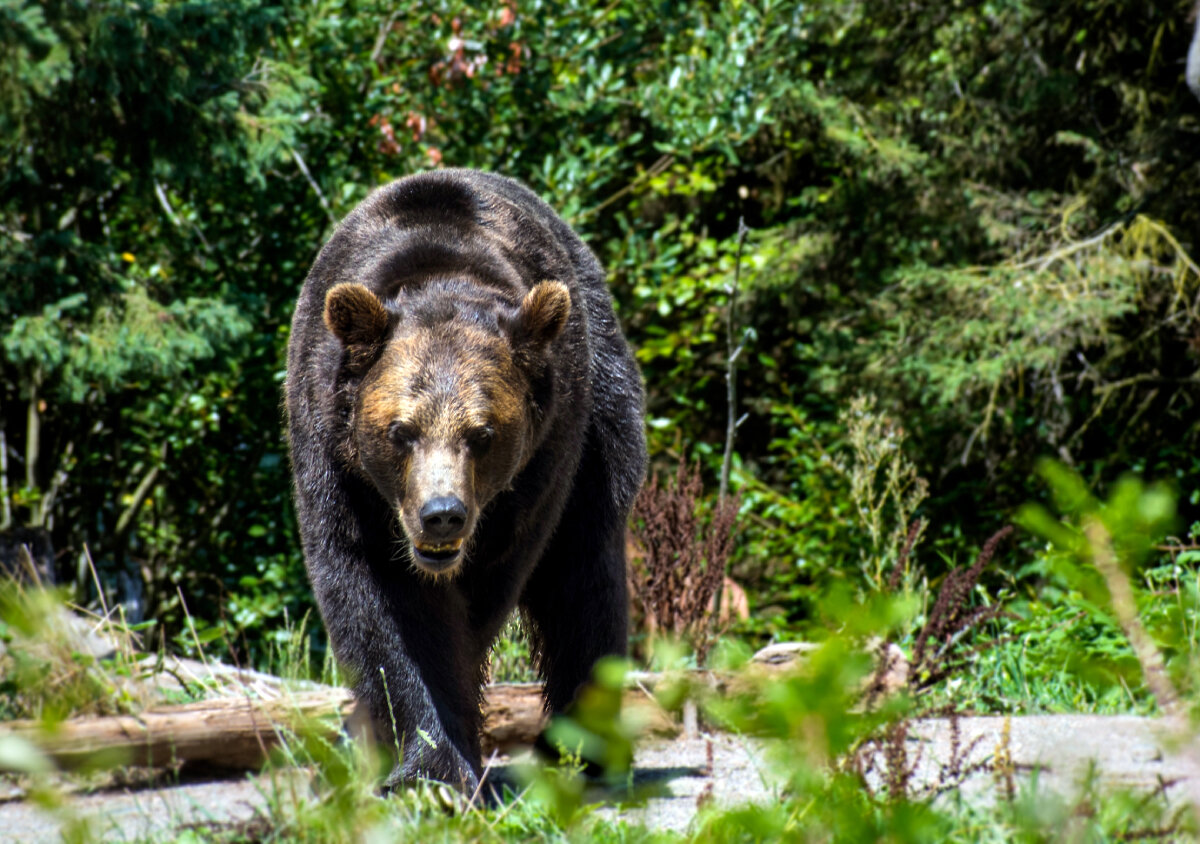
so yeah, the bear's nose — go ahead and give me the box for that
[419,496,468,540]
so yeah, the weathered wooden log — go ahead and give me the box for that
[481,682,679,753]
[0,641,894,773]
[1,682,677,772]
[2,688,355,771]
[480,683,545,753]
[740,640,910,699]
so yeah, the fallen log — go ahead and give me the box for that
[481,681,678,752]
[0,641,890,773]
[2,688,355,771]
[0,682,676,773]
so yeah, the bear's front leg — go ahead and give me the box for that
[358,640,483,796]
[373,586,485,793]
[309,534,484,792]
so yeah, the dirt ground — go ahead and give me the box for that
[0,715,1194,841]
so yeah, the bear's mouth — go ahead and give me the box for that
[412,539,464,571]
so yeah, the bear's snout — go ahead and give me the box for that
[408,490,471,573]
[419,496,468,540]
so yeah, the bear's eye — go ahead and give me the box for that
[467,426,495,456]
[388,421,419,450]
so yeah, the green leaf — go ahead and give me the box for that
[0,735,52,775]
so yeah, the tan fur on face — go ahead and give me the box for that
[358,329,527,457]
[355,324,531,576]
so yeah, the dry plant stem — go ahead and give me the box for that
[713,217,749,627]
[849,710,990,802]
[1083,518,1181,719]
[581,154,674,222]
[882,720,916,799]
[994,716,1015,803]
[84,546,110,618]
[862,641,901,709]
[368,10,404,71]
[291,148,337,226]
[39,439,75,531]
[927,713,991,800]
[1188,0,1200,104]
[0,424,11,531]
[25,373,39,499]
[888,518,925,592]
[114,442,166,539]
[1084,517,1200,822]
[720,217,749,503]
[153,180,183,229]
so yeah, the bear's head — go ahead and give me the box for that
[323,280,571,577]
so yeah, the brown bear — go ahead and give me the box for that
[284,169,646,793]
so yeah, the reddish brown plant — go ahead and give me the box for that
[909,525,1014,691]
[629,461,740,663]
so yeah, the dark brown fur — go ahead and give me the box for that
[285,170,646,793]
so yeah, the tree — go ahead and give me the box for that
[0,0,312,640]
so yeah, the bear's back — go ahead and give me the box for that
[295,171,600,319]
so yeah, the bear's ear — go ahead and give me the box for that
[512,281,571,362]
[324,283,389,372]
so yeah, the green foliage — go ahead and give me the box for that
[3,0,1199,680]
[951,462,1199,715]
[488,613,537,684]
[0,578,146,722]
[861,212,1200,475]
[3,289,250,401]
[4,568,1196,841]
[838,396,928,591]
[541,657,637,782]
[0,0,318,657]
